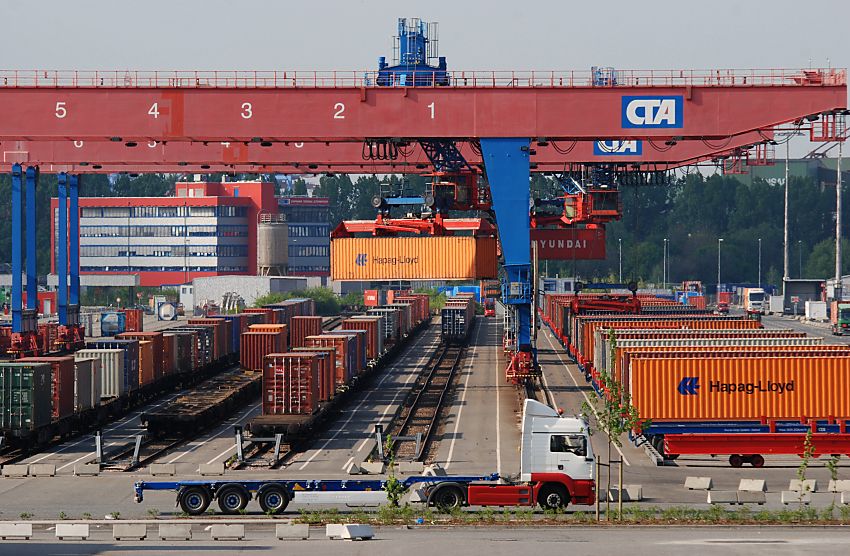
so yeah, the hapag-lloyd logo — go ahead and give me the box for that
[677,376,796,396]
[356,253,420,266]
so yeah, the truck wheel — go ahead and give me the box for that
[179,486,211,515]
[750,455,765,468]
[429,484,466,511]
[217,485,250,514]
[258,485,290,514]
[729,454,744,468]
[538,484,570,510]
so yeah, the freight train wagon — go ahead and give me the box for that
[248,295,431,442]
[441,296,476,344]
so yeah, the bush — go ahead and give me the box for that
[254,287,342,316]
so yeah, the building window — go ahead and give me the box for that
[288,245,329,258]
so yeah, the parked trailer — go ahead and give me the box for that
[134,400,595,515]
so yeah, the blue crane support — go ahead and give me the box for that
[10,164,23,332]
[25,167,37,314]
[479,138,539,380]
[58,173,68,324]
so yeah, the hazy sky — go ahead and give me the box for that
[2,0,848,71]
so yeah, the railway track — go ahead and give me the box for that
[389,343,464,462]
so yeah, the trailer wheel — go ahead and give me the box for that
[257,485,290,514]
[750,455,765,468]
[428,484,466,511]
[216,485,250,514]
[729,454,744,468]
[179,486,211,515]
[538,484,570,510]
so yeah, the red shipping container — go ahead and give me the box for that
[138,340,156,387]
[243,308,275,324]
[293,346,338,394]
[386,290,411,304]
[117,331,165,380]
[290,316,323,348]
[262,353,319,415]
[718,292,733,304]
[18,355,75,420]
[122,308,144,332]
[306,335,354,386]
[162,333,176,376]
[241,331,284,372]
[290,349,334,402]
[341,318,380,360]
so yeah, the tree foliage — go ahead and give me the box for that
[254,286,342,316]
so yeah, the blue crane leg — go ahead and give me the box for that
[69,175,81,309]
[479,138,532,350]
[25,167,38,312]
[11,164,23,332]
[57,173,68,324]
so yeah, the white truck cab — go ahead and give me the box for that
[521,399,595,483]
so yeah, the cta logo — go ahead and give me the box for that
[354,253,368,266]
[677,376,700,396]
[593,140,643,156]
[622,95,683,128]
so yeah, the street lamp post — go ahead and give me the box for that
[758,238,762,287]
[663,238,668,290]
[717,238,724,299]
[618,238,622,283]
[798,240,803,278]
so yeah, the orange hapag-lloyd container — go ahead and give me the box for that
[330,236,498,281]
[627,354,850,421]
[614,345,850,390]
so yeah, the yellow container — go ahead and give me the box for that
[331,236,497,281]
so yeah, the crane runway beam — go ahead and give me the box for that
[0,74,842,142]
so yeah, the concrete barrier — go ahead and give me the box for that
[1,465,29,478]
[339,524,375,541]
[276,523,310,540]
[781,490,811,505]
[684,477,712,490]
[424,464,447,477]
[843,491,850,505]
[326,524,344,539]
[149,464,176,477]
[198,463,224,476]
[327,523,374,540]
[830,480,850,493]
[788,479,817,492]
[159,523,192,540]
[738,479,766,492]
[0,523,32,540]
[623,484,643,501]
[396,462,425,475]
[113,523,147,540]
[707,491,738,504]
[737,491,766,505]
[74,464,100,476]
[211,524,244,540]
[346,461,362,475]
[55,523,89,540]
[360,462,385,475]
[29,464,56,477]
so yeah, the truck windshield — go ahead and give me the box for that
[749,292,765,301]
[840,308,850,321]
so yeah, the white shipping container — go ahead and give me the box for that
[805,301,828,321]
[75,349,125,399]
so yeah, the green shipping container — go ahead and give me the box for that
[1,363,53,434]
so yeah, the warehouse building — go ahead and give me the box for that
[51,180,279,288]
